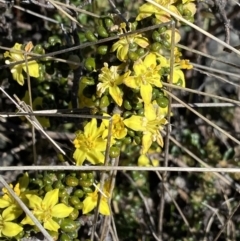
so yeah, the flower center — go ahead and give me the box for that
[85,138,95,150]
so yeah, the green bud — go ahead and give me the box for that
[57,172,66,180]
[73,189,84,198]
[85,30,98,42]
[104,17,114,29]
[69,196,81,206]
[48,36,61,46]
[69,208,79,221]
[60,219,77,233]
[127,129,135,137]
[109,146,120,158]
[152,30,161,42]
[60,233,71,241]
[158,26,167,34]
[96,26,109,38]
[74,202,83,210]
[67,231,78,239]
[80,172,88,180]
[100,95,110,108]
[44,184,53,192]
[33,44,45,55]
[97,45,108,55]
[83,187,93,193]
[128,51,139,61]
[156,96,169,108]
[65,176,79,187]
[136,48,145,57]
[60,195,69,205]
[151,42,162,52]
[123,100,132,110]
[84,57,96,72]
[123,136,132,145]
[134,136,141,145]
[123,111,132,118]
[53,180,64,189]
[59,188,68,198]
[137,108,144,116]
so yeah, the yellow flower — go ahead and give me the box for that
[97,63,130,106]
[0,206,23,237]
[0,184,19,209]
[124,101,167,154]
[136,0,181,23]
[0,173,29,209]
[83,181,111,215]
[21,189,73,232]
[111,34,149,61]
[163,29,181,44]
[182,0,196,16]
[124,53,162,104]
[73,118,107,166]
[157,54,192,87]
[102,114,127,139]
[4,42,39,85]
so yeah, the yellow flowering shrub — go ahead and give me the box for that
[1,0,196,239]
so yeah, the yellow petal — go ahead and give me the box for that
[82,196,96,214]
[43,189,59,209]
[134,36,149,48]
[136,3,155,21]
[157,55,168,68]
[94,139,107,151]
[156,131,164,147]
[99,200,110,215]
[140,83,152,104]
[172,69,185,87]
[142,132,153,154]
[123,116,144,131]
[52,204,73,218]
[165,30,181,44]
[11,65,24,85]
[133,61,146,76]
[2,206,22,221]
[73,149,86,166]
[84,118,97,137]
[124,76,139,89]
[184,2,196,15]
[111,39,126,52]
[21,215,35,225]
[10,43,23,61]
[109,86,123,106]
[87,150,105,164]
[117,45,128,61]
[19,173,29,192]
[143,53,156,68]
[23,60,39,78]
[26,194,42,209]
[2,221,23,237]
[0,199,11,208]
[44,218,60,232]
[144,103,156,121]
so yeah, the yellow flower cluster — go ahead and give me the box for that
[4,42,39,85]
[2,0,196,222]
